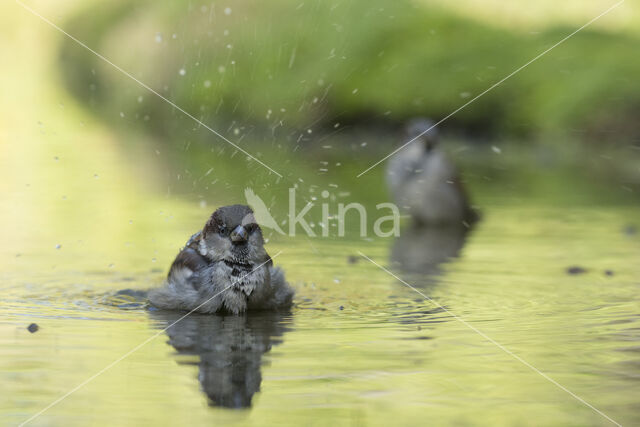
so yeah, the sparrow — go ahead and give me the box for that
[386,118,478,226]
[148,204,294,315]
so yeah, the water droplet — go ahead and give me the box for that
[321,190,330,198]
[218,65,226,73]
[179,68,186,76]
[224,7,232,15]
[155,33,163,43]
[204,80,211,88]
[55,244,61,249]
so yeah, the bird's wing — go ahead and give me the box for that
[244,188,285,234]
[167,247,209,291]
[185,230,202,249]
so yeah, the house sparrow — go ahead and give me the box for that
[148,205,294,314]
[386,118,478,226]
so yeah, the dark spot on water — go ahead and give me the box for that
[339,305,344,310]
[347,255,359,264]
[400,336,433,340]
[27,323,39,333]
[623,225,637,236]
[566,266,587,275]
[604,270,614,276]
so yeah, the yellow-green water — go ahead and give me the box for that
[2,2,640,426]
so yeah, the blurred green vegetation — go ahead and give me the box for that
[59,0,640,146]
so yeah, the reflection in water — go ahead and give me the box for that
[150,311,291,409]
[390,224,471,284]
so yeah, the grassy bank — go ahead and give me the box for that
[59,0,640,148]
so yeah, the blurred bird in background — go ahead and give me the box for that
[386,118,478,227]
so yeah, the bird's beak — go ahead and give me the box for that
[230,225,248,243]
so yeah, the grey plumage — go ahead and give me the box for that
[386,119,478,226]
[149,205,294,314]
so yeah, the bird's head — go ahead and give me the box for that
[199,205,268,266]
[405,118,439,152]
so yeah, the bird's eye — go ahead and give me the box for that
[218,225,227,235]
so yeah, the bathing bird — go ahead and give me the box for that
[386,119,478,226]
[149,205,293,314]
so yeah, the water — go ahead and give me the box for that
[2,200,639,426]
[3,3,640,426]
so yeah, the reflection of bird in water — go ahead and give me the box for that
[390,224,470,285]
[386,118,478,226]
[150,310,291,408]
[149,205,294,314]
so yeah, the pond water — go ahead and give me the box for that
[2,194,640,426]
[2,3,640,427]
